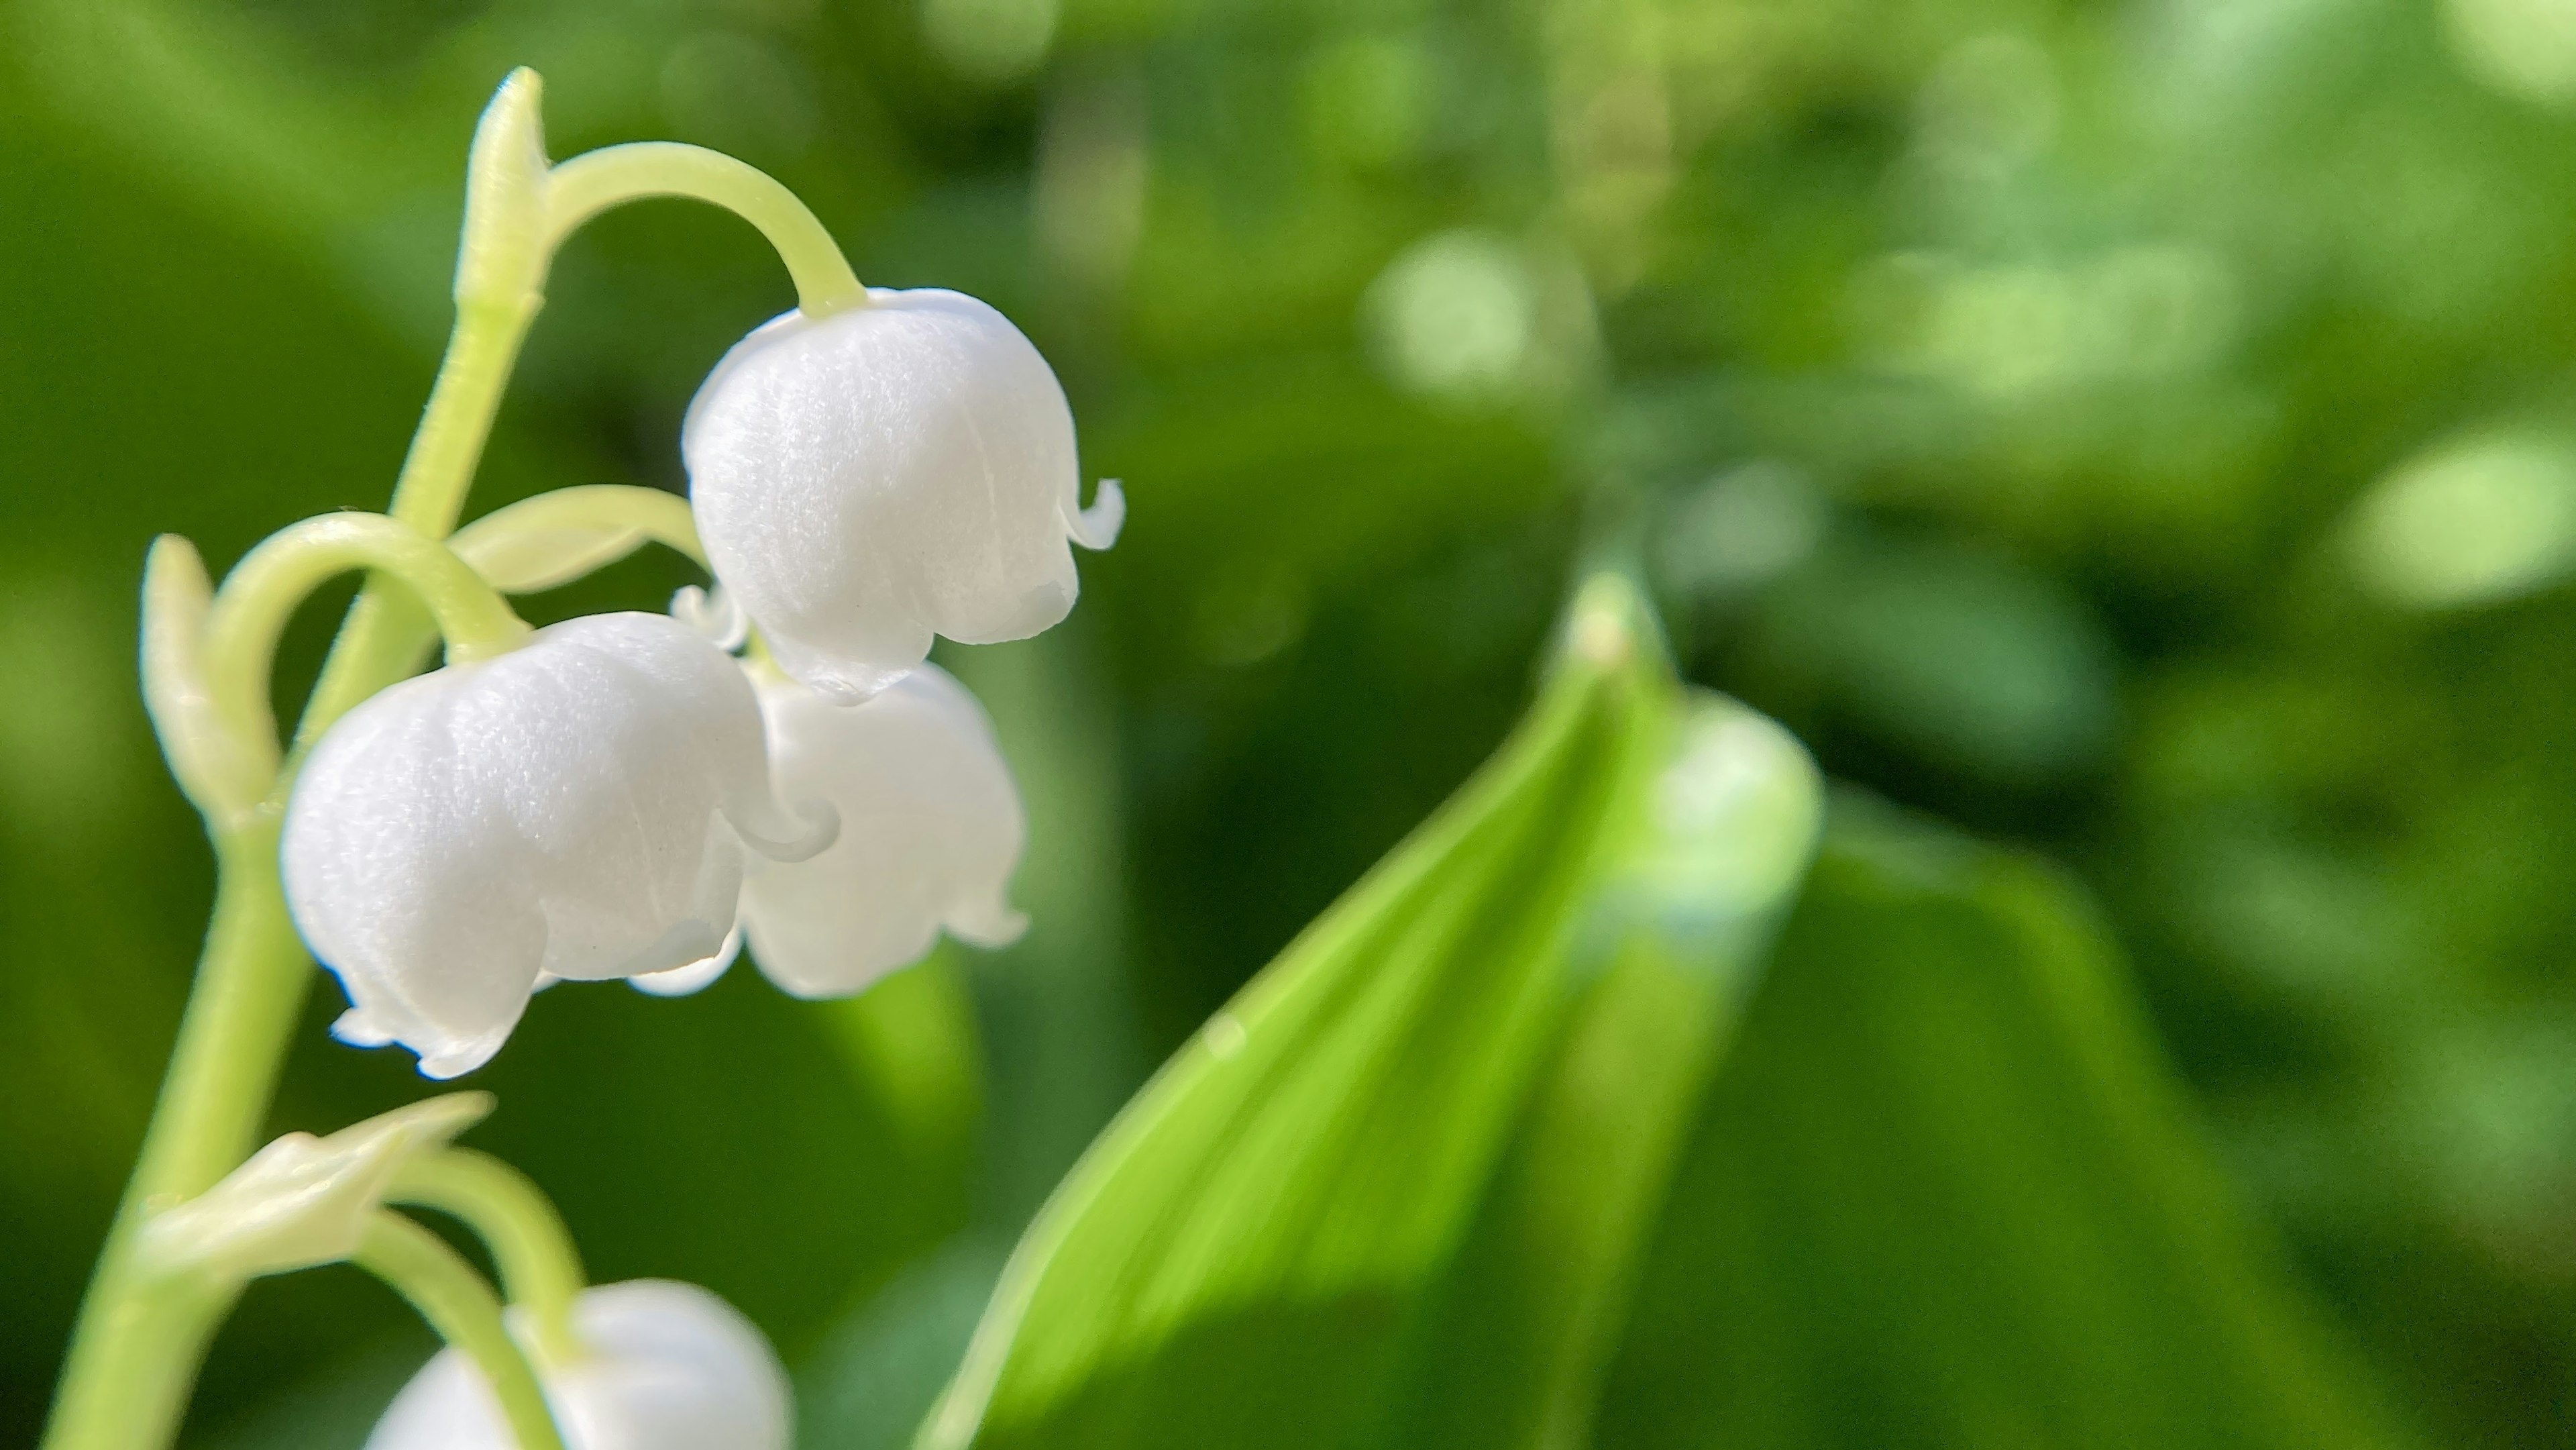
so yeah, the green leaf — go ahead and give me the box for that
[1592,797,2407,1450]
[1383,696,1824,1449]
[921,578,1684,1450]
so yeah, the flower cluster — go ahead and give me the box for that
[47,72,1124,1450]
[282,289,1119,1079]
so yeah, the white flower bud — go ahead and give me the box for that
[367,1280,790,1450]
[683,289,1124,701]
[739,663,1027,998]
[283,613,830,1079]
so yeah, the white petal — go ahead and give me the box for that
[282,614,796,1078]
[684,289,1112,699]
[367,1280,790,1450]
[739,664,1028,998]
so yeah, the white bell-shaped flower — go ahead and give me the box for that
[682,288,1124,701]
[367,1280,790,1450]
[282,613,828,1079]
[734,662,1028,998]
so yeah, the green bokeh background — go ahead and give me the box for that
[4,0,2575,1443]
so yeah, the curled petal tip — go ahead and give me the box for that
[632,926,743,997]
[415,1043,498,1082]
[951,902,1029,950]
[331,1008,396,1049]
[672,584,749,652]
[1071,478,1125,550]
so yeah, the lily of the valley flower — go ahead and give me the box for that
[682,289,1124,702]
[736,663,1028,997]
[282,613,831,1079]
[367,1280,790,1450]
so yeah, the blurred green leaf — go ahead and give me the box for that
[1593,797,2405,1449]
[921,578,1680,1449]
[801,1238,1010,1450]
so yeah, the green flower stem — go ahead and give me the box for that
[40,819,304,1450]
[46,284,540,1450]
[41,1273,235,1450]
[295,294,541,760]
[543,142,867,315]
[354,1211,568,1450]
[392,1149,590,1368]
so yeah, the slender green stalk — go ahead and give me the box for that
[544,143,867,315]
[41,820,307,1450]
[296,296,541,758]
[201,513,529,786]
[392,1149,590,1367]
[354,1212,567,1450]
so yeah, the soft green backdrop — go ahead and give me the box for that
[3,0,2573,1444]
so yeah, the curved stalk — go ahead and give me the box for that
[543,142,866,315]
[392,1149,589,1368]
[199,513,530,797]
[451,482,710,583]
[354,1212,567,1450]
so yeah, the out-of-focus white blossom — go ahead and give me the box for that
[737,662,1027,997]
[282,613,830,1079]
[682,289,1122,702]
[367,1280,790,1450]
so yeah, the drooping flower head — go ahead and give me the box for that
[736,662,1027,997]
[282,613,829,1078]
[682,289,1122,702]
[367,1280,790,1450]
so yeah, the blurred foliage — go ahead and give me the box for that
[1601,797,2397,1448]
[6,0,2576,1444]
